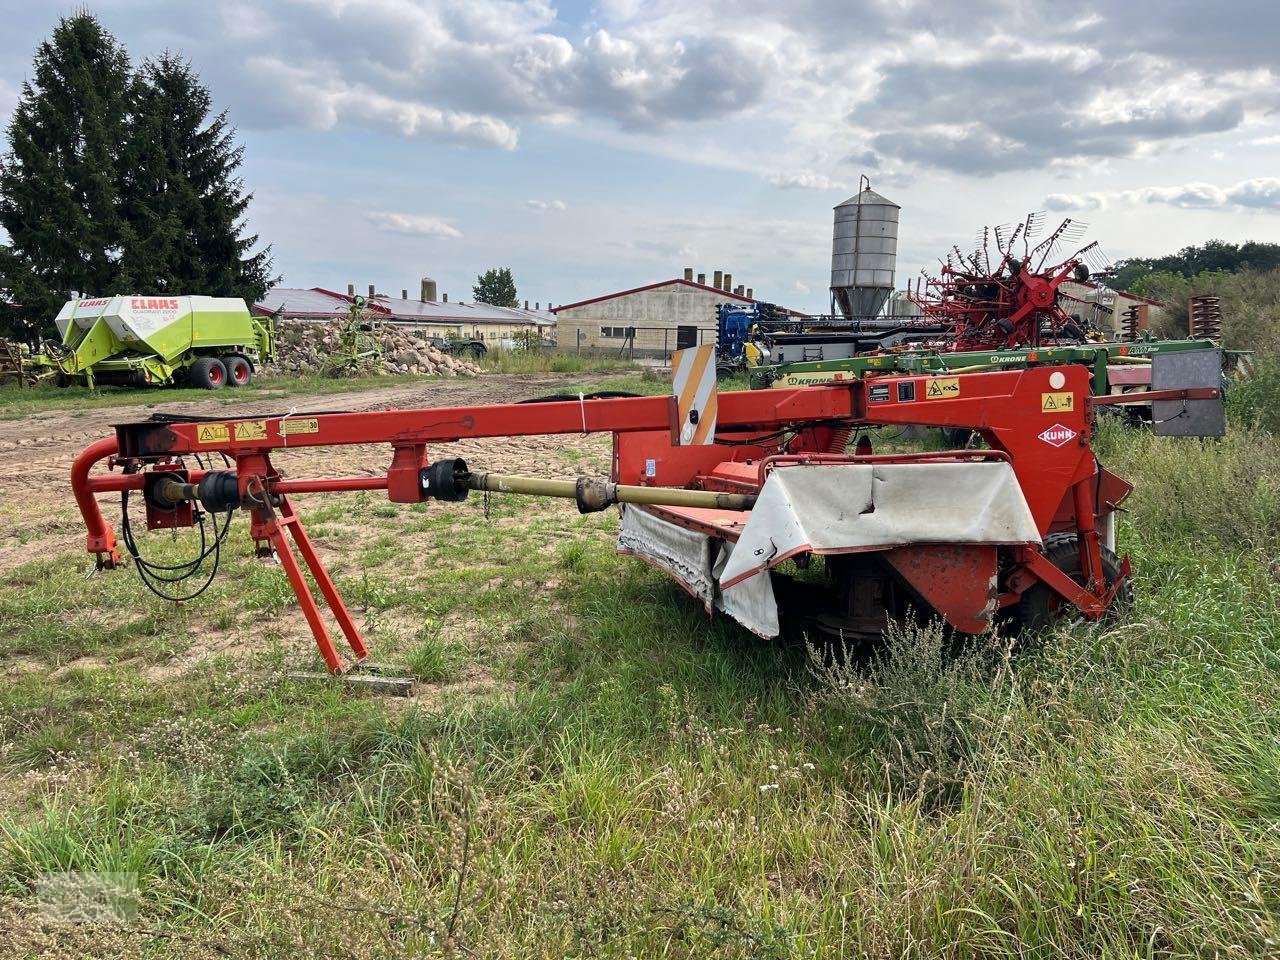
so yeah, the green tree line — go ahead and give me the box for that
[0,13,275,338]
[1110,239,1280,293]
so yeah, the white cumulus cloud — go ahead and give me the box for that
[768,171,848,191]
[525,199,567,210]
[1044,177,1280,212]
[1044,192,1108,211]
[365,212,463,239]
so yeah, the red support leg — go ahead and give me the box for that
[238,452,368,673]
[278,495,369,663]
[258,507,346,674]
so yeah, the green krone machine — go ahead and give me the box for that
[750,337,1223,399]
[38,295,275,389]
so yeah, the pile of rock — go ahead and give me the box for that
[264,319,483,378]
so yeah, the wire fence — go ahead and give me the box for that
[574,326,717,365]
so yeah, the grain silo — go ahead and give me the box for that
[830,182,899,319]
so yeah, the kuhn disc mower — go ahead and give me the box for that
[70,346,1224,672]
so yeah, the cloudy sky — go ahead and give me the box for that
[1,0,1277,311]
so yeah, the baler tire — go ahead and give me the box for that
[224,355,252,387]
[190,357,227,391]
[1015,532,1131,635]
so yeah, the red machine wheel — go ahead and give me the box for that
[224,355,252,387]
[1015,533,1131,633]
[190,357,227,390]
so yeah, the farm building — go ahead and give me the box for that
[553,269,769,360]
[255,283,555,344]
[1058,280,1166,336]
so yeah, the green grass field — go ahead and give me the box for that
[0,372,436,419]
[1,373,1278,956]
[0,351,653,419]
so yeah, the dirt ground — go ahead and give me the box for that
[0,373,620,575]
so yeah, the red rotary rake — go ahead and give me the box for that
[907,213,1113,351]
[70,350,1223,674]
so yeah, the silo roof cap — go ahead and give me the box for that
[835,188,899,209]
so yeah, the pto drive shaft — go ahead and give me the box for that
[469,470,754,513]
[155,462,757,515]
[422,459,756,513]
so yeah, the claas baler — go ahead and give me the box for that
[40,295,274,389]
[69,349,1225,673]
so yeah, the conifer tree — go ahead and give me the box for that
[0,17,275,338]
[124,53,275,300]
[0,14,133,334]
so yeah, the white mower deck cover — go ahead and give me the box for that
[618,461,1041,638]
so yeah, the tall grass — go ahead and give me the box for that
[479,348,642,375]
[1228,353,1280,435]
[1,401,1279,955]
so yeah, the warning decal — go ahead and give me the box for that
[671,344,717,445]
[1041,391,1074,412]
[234,420,268,442]
[280,418,319,435]
[924,377,960,399]
[197,423,229,444]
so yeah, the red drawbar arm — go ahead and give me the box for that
[71,437,126,566]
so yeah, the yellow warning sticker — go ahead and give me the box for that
[233,420,268,442]
[196,423,229,444]
[925,377,960,399]
[279,417,319,435]
[1041,391,1074,413]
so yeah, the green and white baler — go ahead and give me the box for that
[43,295,274,389]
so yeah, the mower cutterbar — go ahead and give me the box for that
[70,367,1214,673]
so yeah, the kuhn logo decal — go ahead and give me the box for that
[1038,423,1077,447]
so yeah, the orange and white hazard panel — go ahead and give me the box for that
[671,344,718,445]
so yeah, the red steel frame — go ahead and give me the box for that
[72,366,1138,672]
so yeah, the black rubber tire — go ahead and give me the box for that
[190,356,227,390]
[224,355,252,387]
[1015,532,1132,634]
[940,426,974,447]
[54,371,70,389]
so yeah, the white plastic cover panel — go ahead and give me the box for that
[719,462,1040,589]
[617,507,781,638]
[617,505,716,609]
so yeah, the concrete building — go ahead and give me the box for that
[553,270,764,359]
[255,285,555,344]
